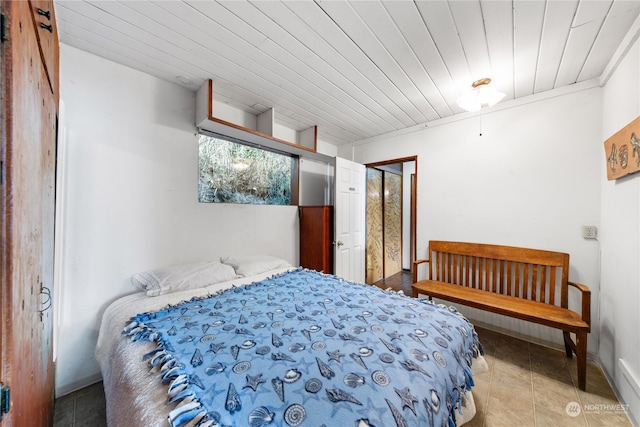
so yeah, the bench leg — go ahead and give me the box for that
[412,290,433,301]
[563,331,588,391]
[576,331,588,391]
[562,331,573,358]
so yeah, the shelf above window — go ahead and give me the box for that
[196,80,333,164]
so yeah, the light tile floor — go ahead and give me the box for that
[53,381,106,427]
[53,326,631,427]
[468,326,632,427]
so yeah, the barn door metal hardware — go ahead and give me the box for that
[39,286,52,321]
[37,8,51,20]
[36,8,52,32]
[0,383,10,420]
[1,13,8,42]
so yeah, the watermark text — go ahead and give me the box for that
[566,401,629,417]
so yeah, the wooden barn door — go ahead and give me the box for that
[1,0,58,424]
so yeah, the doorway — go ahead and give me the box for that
[365,157,417,285]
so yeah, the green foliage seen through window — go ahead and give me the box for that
[198,133,294,205]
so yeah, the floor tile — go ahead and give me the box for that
[53,394,74,427]
[54,382,107,427]
[535,404,588,427]
[472,326,631,427]
[485,394,536,426]
[583,411,632,427]
[74,384,107,427]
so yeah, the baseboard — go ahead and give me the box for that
[618,359,640,426]
[55,372,103,398]
[469,319,599,365]
[619,359,640,400]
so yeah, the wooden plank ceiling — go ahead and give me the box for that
[54,0,640,146]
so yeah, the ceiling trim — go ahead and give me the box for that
[600,13,640,87]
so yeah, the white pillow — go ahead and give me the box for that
[131,260,238,297]
[220,255,292,277]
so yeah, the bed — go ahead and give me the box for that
[96,256,486,427]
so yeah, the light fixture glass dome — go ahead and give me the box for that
[456,78,506,112]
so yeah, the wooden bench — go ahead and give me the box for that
[411,241,591,390]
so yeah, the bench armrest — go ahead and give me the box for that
[568,281,591,331]
[412,259,429,283]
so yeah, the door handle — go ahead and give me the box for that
[333,241,344,247]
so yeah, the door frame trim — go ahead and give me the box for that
[365,156,418,275]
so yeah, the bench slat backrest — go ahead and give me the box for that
[428,241,570,308]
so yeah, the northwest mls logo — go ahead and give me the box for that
[566,401,582,417]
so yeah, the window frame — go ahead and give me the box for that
[198,130,299,206]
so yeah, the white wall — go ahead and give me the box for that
[343,87,603,355]
[600,30,640,426]
[55,45,300,395]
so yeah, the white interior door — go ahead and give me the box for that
[334,157,366,283]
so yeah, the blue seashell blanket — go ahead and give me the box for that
[124,268,483,427]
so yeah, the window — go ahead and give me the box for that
[198,132,299,205]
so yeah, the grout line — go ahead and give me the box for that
[481,331,497,427]
[569,356,589,426]
[561,346,587,425]
[482,357,494,426]
[528,341,538,427]
[72,394,77,427]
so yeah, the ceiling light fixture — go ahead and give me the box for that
[176,75,192,86]
[456,78,505,112]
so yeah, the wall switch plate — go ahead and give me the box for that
[582,226,597,239]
